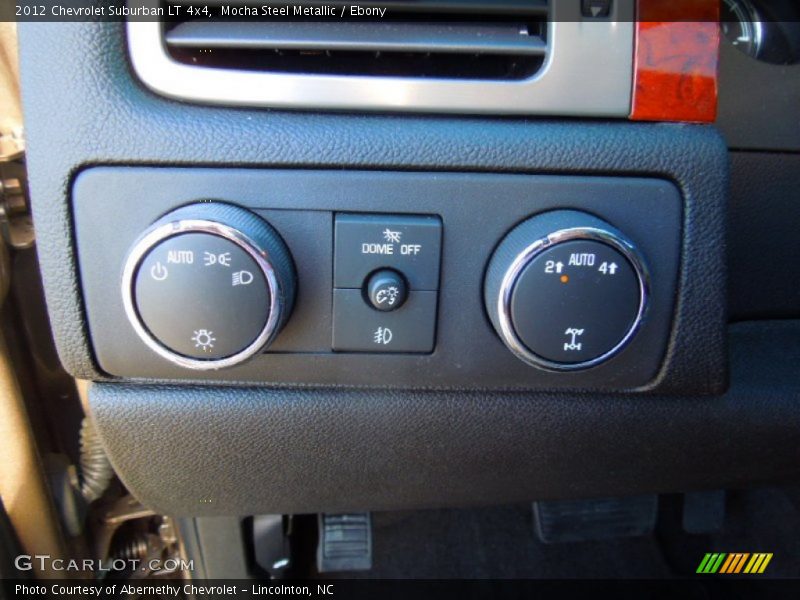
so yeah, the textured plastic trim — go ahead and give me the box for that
[17,21,729,391]
[85,321,800,516]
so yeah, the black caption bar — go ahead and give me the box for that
[5,0,800,23]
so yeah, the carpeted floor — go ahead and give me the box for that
[291,485,800,579]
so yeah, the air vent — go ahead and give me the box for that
[127,0,636,115]
[163,2,548,81]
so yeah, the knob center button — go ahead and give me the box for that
[483,210,648,371]
[510,240,640,364]
[365,269,408,312]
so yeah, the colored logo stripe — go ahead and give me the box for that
[697,553,773,574]
[744,553,773,574]
[697,553,726,573]
[719,553,749,573]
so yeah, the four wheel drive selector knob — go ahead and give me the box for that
[484,211,649,371]
[121,203,296,370]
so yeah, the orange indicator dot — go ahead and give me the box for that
[560,275,569,284]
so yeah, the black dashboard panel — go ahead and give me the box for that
[728,152,800,321]
[716,15,800,319]
[716,24,800,152]
[74,168,684,390]
[19,22,729,396]
[29,21,800,517]
[89,321,800,517]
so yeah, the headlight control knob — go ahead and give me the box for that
[484,210,648,371]
[122,203,296,370]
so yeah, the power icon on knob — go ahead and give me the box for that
[150,262,168,281]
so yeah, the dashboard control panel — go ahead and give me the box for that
[332,213,442,353]
[75,168,682,390]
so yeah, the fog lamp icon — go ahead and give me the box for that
[373,327,393,345]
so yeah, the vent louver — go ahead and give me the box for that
[163,1,549,80]
[127,0,636,116]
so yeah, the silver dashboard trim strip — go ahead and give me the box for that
[126,7,633,116]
